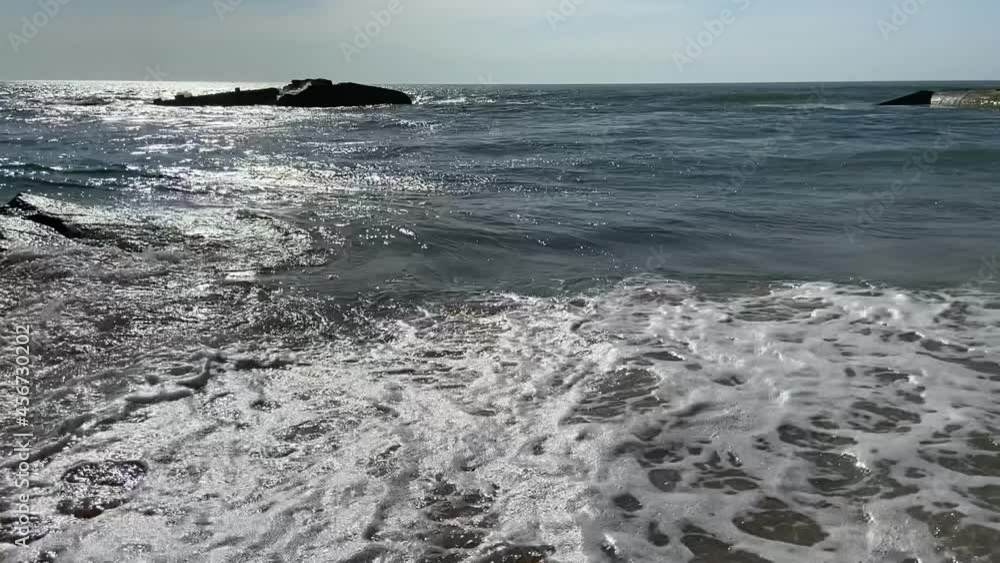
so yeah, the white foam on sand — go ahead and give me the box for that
[4,279,1000,562]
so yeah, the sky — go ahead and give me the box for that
[1,0,998,83]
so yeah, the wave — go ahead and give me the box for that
[352,279,1000,562]
[844,146,1000,168]
[9,176,97,191]
[0,162,169,180]
[699,91,823,106]
[69,96,116,106]
[415,95,499,106]
[1,257,997,561]
[0,162,53,173]
[385,119,440,130]
[754,102,853,111]
[413,96,469,105]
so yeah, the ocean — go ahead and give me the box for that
[1,81,999,562]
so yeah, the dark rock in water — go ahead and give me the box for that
[0,193,176,251]
[57,460,148,519]
[0,213,70,250]
[0,193,96,240]
[277,79,413,107]
[879,90,935,106]
[152,78,411,108]
[154,87,280,107]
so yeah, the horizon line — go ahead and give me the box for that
[3,78,1000,86]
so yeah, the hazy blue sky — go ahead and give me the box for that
[1,0,997,83]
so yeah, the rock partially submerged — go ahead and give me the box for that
[0,193,313,272]
[879,90,935,106]
[1,192,98,239]
[880,89,1000,109]
[154,78,412,108]
[277,78,413,107]
[0,193,102,252]
[0,193,159,251]
[153,87,279,107]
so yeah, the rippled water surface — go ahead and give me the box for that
[1,81,999,562]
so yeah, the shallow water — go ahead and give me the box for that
[1,81,999,562]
